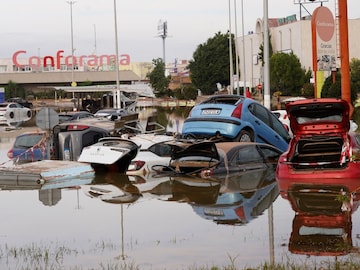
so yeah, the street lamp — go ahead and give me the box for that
[113,0,121,109]
[67,1,76,100]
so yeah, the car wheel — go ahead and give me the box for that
[27,110,32,118]
[237,130,253,142]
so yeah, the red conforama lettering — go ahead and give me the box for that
[12,50,130,69]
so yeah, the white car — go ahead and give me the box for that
[125,133,176,181]
[94,108,127,120]
[0,102,32,127]
[272,109,291,136]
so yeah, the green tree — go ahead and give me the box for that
[350,58,360,94]
[269,52,306,96]
[5,80,25,99]
[148,58,171,97]
[187,31,236,95]
[257,33,273,66]
[321,71,357,104]
[173,85,198,100]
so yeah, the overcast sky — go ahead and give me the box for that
[1,0,359,63]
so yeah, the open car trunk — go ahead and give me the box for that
[167,140,220,174]
[290,135,346,169]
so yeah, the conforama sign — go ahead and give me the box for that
[12,50,130,69]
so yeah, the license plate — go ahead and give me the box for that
[201,109,221,115]
[204,208,224,216]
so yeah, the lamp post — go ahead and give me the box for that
[228,0,234,93]
[241,0,247,96]
[67,1,76,100]
[263,0,270,109]
[113,0,120,109]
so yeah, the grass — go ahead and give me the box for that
[0,242,360,270]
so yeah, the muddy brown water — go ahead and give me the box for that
[1,126,360,269]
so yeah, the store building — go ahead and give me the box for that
[237,14,360,90]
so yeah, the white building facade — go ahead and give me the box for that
[237,15,360,90]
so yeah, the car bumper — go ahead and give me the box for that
[276,161,360,194]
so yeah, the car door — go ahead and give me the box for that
[247,103,289,152]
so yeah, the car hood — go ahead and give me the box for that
[286,98,350,136]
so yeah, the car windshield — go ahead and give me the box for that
[14,134,44,148]
[59,115,72,121]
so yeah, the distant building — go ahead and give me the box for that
[237,14,360,89]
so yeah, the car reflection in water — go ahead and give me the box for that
[192,176,279,225]
[129,164,279,226]
[83,172,142,204]
[0,175,93,206]
[281,181,360,257]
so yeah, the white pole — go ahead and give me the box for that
[228,0,234,93]
[234,0,240,95]
[67,1,76,100]
[241,0,247,96]
[113,0,121,109]
[263,0,271,109]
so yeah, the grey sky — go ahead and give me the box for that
[1,0,359,63]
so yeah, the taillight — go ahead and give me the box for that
[7,150,13,159]
[67,125,89,131]
[128,160,145,171]
[278,155,287,163]
[231,104,242,118]
[234,206,246,221]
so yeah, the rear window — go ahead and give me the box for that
[297,114,343,124]
[201,96,244,105]
[14,134,44,148]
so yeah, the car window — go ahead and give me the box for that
[249,103,271,126]
[258,145,281,162]
[148,143,172,157]
[269,112,290,140]
[59,115,72,122]
[230,145,263,165]
[82,131,105,147]
[14,134,44,148]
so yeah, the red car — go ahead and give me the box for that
[286,184,354,256]
[276,98,360,195]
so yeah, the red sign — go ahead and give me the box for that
[12,50,131,69]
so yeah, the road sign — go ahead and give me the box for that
[36,108,59,130]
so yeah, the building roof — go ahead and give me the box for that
[0,70,140,85]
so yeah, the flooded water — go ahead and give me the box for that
[1,126,360,269]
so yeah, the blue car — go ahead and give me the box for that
[181,95,290,152]
[7,131,49,163]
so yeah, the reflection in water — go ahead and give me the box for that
[0,176,91,206]
[283,182,359,257]
[81,169,279,264]
[192,180,279,225]
[85,172,142,204]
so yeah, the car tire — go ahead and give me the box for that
[237,130,253,142]
[27,110,32,118]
